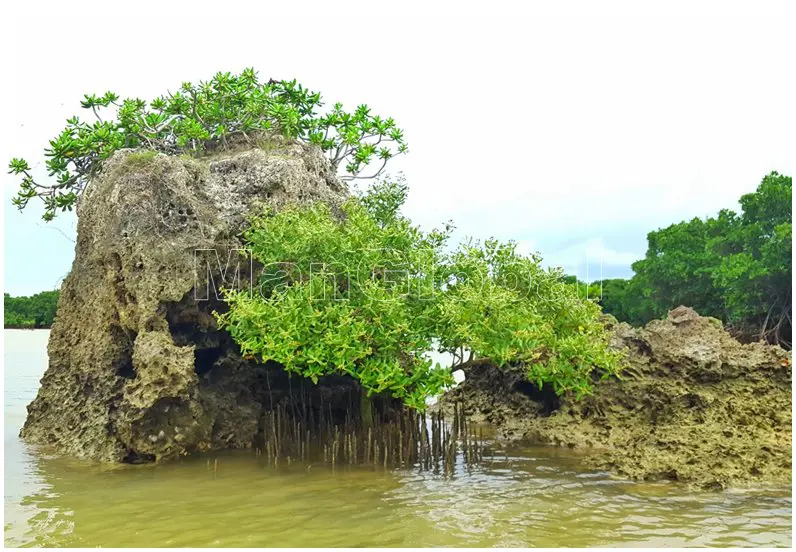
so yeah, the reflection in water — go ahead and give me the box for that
[4,330,793,547]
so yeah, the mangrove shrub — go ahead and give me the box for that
[217,180,621,409]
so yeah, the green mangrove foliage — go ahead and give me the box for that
[561,276,657,328]
[592,278,657,327]
[217,181,621,410]
[4,291,59,328]
[579,172,792,347]
[9,68,406,221]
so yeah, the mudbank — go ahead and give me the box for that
[446,307,792,489]
[20,142,360,463]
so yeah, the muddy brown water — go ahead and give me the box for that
[3,330,792,547]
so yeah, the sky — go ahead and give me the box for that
[1,1,793,296]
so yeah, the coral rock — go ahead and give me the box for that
[21,143,349,462]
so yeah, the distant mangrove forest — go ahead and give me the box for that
[572,172,792,348]
[4,291,59,329]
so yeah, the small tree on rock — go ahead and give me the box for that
[8,68,407,221]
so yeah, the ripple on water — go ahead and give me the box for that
[3,330,793,547]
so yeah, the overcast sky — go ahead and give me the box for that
[1,1,792,296]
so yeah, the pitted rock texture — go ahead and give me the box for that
[445,307,792,489]
[21,142,352,463]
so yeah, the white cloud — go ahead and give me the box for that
[546,238,641,279]
[514,240,538,259]
[1,3,792,294]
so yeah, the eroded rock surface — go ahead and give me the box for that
[21,142,353,462]
[446,307,792,489]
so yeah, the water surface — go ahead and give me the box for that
[3,330,792,547]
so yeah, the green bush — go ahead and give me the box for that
[217,180,621,409]
[4,291,59,328]
[8,68,407,221]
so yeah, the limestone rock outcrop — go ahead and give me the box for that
[21,142,352,462]
[446,307,792,489]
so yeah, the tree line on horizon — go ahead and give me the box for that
[567,171,791,348]
[4,291,60,329]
